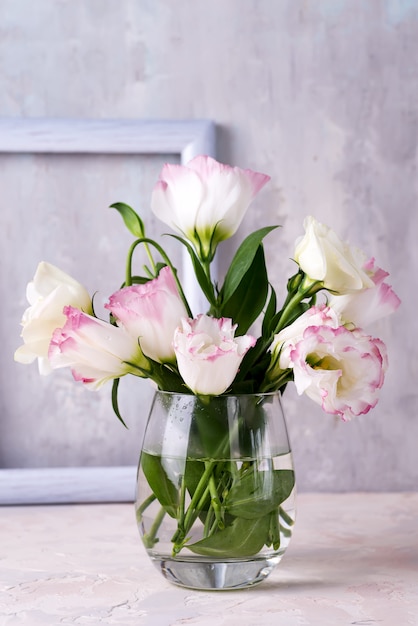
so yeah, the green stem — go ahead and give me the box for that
[145,238,193,317]
[172,482,211,554]
[273,279,322,335]
[203,504,215,537]
[182,462,215,532]
[278,506,294,538]
[136,493,156,522]
[142,506,166,548]
[143,242,157,276]
[178,474,187,529]
[177,429,234,543]
[171,405,243,555]
[279,506,295,527]
[208,514,221,537]
[124,237,193,318]
[260,369,293,394]
[208,470,224,530]
[125,240,141,286]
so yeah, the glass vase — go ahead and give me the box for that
[135,391,296,590]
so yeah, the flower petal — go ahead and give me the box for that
[173,315,256,395]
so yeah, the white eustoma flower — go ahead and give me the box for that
[294,216,374,294]
[106,266,188,363]
[48,306,148,390]
[151,155,270,260]
[173,315,256,395]
[14,262,92,374]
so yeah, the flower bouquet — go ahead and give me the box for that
[15,156,400,589]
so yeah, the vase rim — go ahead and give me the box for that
[154,390,282,398]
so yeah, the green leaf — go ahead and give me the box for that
[232,335,270,386]
[220,245,269,335]
[189,397,231,459]
[225,468,295,519]
[140,452,179,518]
[130,275,152,285]
[231,349,274,393]
[109,202,145,238]
[187,515,270,558]
[221,226,278,303]
[168,234,216,306]
[111,378,128,428]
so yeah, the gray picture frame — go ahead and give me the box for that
[0,117,216,505]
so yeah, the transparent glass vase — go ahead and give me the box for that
[135,391,296,590]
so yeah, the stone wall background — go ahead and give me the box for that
[1,0,416,491]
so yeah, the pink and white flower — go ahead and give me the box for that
[49,306,148,390]
[288,325,388,421]
[268,303,389,420]
[270,306,340,372]
[328,258,401,328]
[151,155,270,260]
[14,262,93,375]
[173,315,256,396]
[294,216,374,294]
[105,266,188,363]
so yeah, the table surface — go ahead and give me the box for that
[1,493,417,626]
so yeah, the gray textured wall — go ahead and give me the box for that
[1,0,417,491]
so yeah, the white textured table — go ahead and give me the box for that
[1,493,417,625]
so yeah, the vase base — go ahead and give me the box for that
[150,554,282,590]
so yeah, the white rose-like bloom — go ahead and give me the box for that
[14,262,93,374]
[173,315,256,396]
[289,325,388,421]
[151,155,270,260]
[294,216,374,294]
[328,258,401,328]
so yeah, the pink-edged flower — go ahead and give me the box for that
[14,262,93,375]
[48,306,149,390]
[270,305,341,372]
[151,155,270,260]
[328,258,401,328]
[267,303,389,420]
[105,266,188,363]
[173,315,256,395]
[294,216,374,294]
[288,325,388,421]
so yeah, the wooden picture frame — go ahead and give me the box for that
[0,117,216,505]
